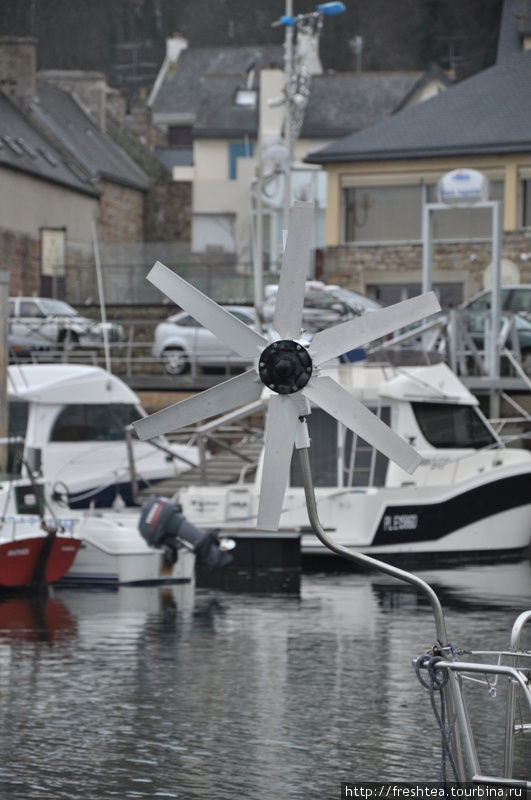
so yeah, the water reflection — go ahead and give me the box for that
[0,561,528,799]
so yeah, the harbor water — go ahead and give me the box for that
[0,560,529,799]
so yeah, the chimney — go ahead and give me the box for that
[166,32,188,63]
[0,36,37,106]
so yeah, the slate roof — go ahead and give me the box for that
[151,44,283,121]
[300,71,430,139]
[0,91,98,196]
[193,75,258,138]
[305,50,531,164]
[34,81,149,191]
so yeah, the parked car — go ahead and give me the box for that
[8,333,53,362]
[458,286,531,370]
[262,281,382,332]
[153,305,258,375]
[8,297,126,348]
[459,285,531,315]
[466,313,531,372]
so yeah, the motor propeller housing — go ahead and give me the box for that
[139,495,233,569]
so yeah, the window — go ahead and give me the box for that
[412,402,495,449]
[344,185,422,242]
[343,181,504,243]
[8,401,29,439]
[229,142,254,180]
[7,401,28,475]
[234,88,257,108]
[40,299,77,316]
[522,179,531,228]
[369,283,464,309]
[8,300,14,317]
[230,310,255,325]
[168,126,193,147]
[20,301,44,318]
[176,315,201,328]
[50,404,140,442]
[289,406,390,487]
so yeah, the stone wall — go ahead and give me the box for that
[144,180,191,243]
[0,228,40,295]
[98,180,144,243]
[322,230,531,300]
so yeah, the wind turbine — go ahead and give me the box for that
[134,201,440,531]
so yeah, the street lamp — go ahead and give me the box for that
[273,1,346,228]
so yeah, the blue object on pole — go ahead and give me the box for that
[317,1,346,15]
[279,14,296,26]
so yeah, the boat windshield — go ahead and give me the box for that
[50,403,140,441]
[412,402,496,449]
[8,401,29,439]
[6,401,29,475]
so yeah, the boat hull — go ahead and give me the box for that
[0,535,80,588]
[60,513,195,586]
[179,464,531,563]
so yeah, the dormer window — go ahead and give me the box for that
[233,88,257,108]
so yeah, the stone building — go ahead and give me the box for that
[148,34,450,274]
[0,36,150,300]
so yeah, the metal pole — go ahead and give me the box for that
[124,425,139,504]
[421,202,433,295]
[283,0,294,233]
[489,201,502,418]
[91,221,111,373]
[297,443,449,646]
[504,609,531,777]
[0,271,9,475]
[254,174,264,332]
[297,438,476,782]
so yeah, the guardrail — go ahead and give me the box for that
[9,310,531,391]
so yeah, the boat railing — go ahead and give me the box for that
[367,308,531,381]
[413,611,531,785]
[10,310,531,398]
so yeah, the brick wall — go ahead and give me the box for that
[322,230,531,300]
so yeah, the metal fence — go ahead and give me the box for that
[65,244,280,306]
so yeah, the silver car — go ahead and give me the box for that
[153,305,258,375]
[8,297,125,348]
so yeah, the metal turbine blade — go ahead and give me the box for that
[310,292,441,366]
[273,201,314,339]
[133,370,262,440]
[256,394,300,531]
[147,261,268,360]
[302,375,422,473]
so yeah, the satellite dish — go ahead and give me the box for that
[133,201,440,531]
[482,258,520,290]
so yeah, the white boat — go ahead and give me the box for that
[175,361,531,563]
[0,467,196,587]
[0,472,81,590]
[7,363,198,509]
[62,508,196,587]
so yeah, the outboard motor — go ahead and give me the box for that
[139,495,233,569]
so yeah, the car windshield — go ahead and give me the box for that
[40,299,78,316]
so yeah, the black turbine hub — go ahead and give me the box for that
[258,339,313,395]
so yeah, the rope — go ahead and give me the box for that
[414,653,459,784]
